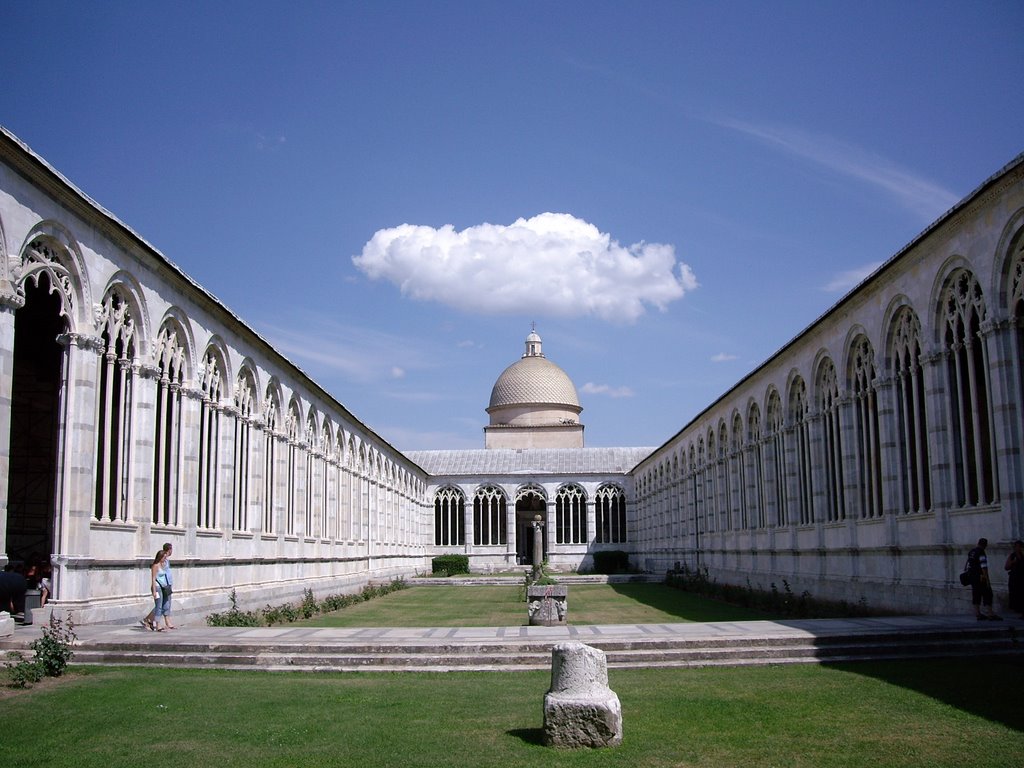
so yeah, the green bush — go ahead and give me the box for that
[30,612,77,677]
[431,555,469,576]
[664,564,877,619]
[206,579,408,627]
[592,550,630,574]
[5,651,44,688]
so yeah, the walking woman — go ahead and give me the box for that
[141,549,170,631]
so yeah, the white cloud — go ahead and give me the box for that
[710,352,738,363]
[822,261,883,293]
[581,382,635,398]
[390,366,406,379]
[353,213,697,323]
[711,117,960,219]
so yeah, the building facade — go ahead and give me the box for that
[1,124,1021,622]
[0,129,429,623]
[632,155,1024,613]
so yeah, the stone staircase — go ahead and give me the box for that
[12,621,1019,673]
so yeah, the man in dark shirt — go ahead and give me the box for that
[966,538,1002,621]
[0,564,28,616]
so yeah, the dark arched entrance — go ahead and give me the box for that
[515,490,547,565]
[6,274,66,565]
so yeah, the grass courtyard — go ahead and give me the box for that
[4,584,1023,767]
[294,582,776,627]
[2,659,1023,768]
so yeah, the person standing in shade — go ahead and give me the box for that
[1004,539,1024,619]
[966,538,1002,621]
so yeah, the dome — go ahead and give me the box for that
[488,355,580,410]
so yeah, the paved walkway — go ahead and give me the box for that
[6,612,1022,650]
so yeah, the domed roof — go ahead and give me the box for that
[488,355,581,410]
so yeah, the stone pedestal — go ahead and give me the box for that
[0,610,14,638]
[543,642,622,748]
[528,584,567,626]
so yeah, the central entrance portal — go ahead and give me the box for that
[515,489,547,566]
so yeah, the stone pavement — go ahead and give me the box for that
[3,613,1022,672]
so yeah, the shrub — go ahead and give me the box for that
[431,555,469,576]
[207,589,261,627]
[664,564,877,619]
[592,550,630,574]
[206,579,408,627]
[5,651,43,688]
[30,612,77,677]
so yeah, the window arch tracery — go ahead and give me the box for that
[850,336,882,518]
[473,485,507,546]
[595,484,627,544]
[152,320,187,526]
[94,289,136,522]
[889,307,931,513]
[555,484,587,544]
[941,269,997,506]
[818,357,845,522]
[434,486,465,546]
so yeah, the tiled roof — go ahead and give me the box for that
[404,447,655,476]
[488,356,580,409]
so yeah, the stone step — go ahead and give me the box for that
[54,626,1021,672]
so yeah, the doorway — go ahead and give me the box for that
[5,274,66,566]
[515,491,547,565]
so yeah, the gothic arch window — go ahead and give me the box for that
[747,403,765,528]
[232,368,257,532]
[941,269,997,507]
[889,307,931,514]
[152,320,187,526]
[556,484,587,544]
[717,422,730,531]
[818,357,845,522]
[18,235,83,325]
[1008,235,1024,449]
[789,376,814,525]
[704,430,717,533]
[849,336,882,518]
[285,401,301,535]
[730,413,747,529]
[435,486,466,546]
[473,485,507,546]
[197,347,226,529]
[596,484,627,544]
[695,438,707,537]
[262,387,281,533]
[94,290,136,522]
[766,390,787,526]
[305,412,319,537]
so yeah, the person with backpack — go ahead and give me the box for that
[965,538,1002,621]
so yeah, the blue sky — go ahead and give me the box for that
[3,2,1022,450]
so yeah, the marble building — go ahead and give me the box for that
[1,123,1021,622]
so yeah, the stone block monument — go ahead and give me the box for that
[543,642,622,748]
[527,584,568,625]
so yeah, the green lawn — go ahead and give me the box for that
[3,659,1023,768]
[296,583,776,627]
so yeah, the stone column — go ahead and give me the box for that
[543,642,622,748]
[54,331,104,603]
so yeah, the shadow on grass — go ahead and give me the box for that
[823,656,1024,733]
[506,727,545,745]
[605,581,778,622]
